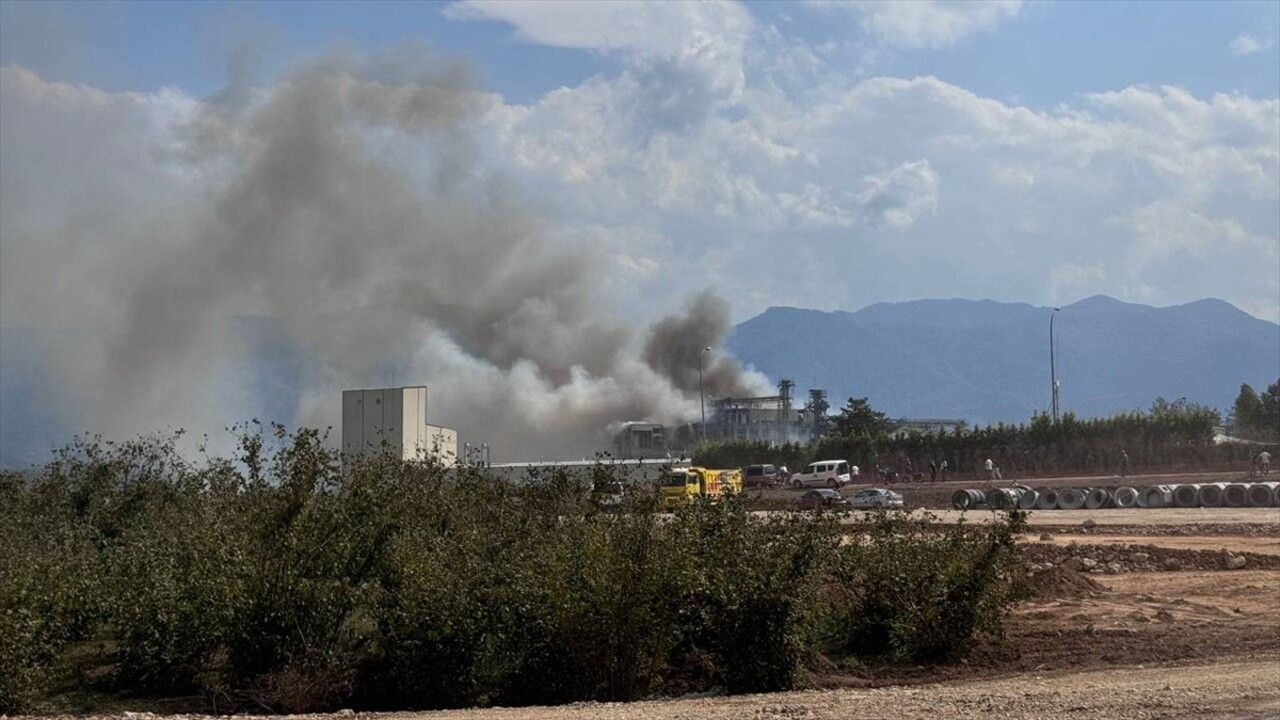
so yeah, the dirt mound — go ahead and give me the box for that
[1038,522,1280,538]
[1032,566,1106,598]
[1022,541,1280,573]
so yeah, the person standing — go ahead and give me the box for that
[1120,450,1130,479]
[940,459,949,480]
[1261,450,1272,476]
[984,457,994,481]
[929,460,937,482]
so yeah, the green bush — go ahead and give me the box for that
[822,509,1030,662]
[0,429,1030,713]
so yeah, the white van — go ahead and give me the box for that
[790,460,852,489]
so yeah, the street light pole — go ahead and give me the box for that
[699,346,711,443]
[1050,307,1061,423]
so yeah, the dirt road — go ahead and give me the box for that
[931,506,1280,526]
[93,656,1275,720]
[1024,532,1280,555]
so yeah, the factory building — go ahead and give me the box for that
[613,422,668,459]
[342,386,457,465]
[703,380,830,444]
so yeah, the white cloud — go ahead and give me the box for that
[1050,262,1105,304]
[446,0,753,126]
[5,13,1279,333]
[853,159,940,230]
[810,0,1023,49]
[1230,33,1273,56]
[479,66,1277,319]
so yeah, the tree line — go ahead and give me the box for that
[694,388,1278,478]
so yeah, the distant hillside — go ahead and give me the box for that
[726,295,1280,425]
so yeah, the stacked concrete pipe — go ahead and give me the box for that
[1035,487,1059,510]
[952,488,989,510]
[986,487,1024,510]
[1017,487,1040,510]
[1113,486,1139,508]
[1172,484,1201,508]
[1137,485,1173,509]
[1198,482,1228,507]
[1057,488,1087,510]
[1223,483,1251,508]
[1246,482,1278,507]
[1084,487,1113,510]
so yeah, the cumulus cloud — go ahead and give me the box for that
[484,66,1277,318]
[809,0,1023,49]
[446,0,753,127]
[854,160,940,230]
[1230,33,1273,56]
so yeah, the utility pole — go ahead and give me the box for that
[699,346,711,443]
[1050,307,1061,422]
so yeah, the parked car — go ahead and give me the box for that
[593,481,626,509]
[743,463,782,488]
[847,488,904,509]
[795,488,849,511]
[790,460,853,488]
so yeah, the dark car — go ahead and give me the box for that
[795,488,849,511]
[744,463,781,489]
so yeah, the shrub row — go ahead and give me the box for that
[0,427,1027,713]
[694,400,1273,478]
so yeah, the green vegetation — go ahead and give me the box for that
[0,426,1027,713]
[1231,380,1280,440]
[695,394,1275,476]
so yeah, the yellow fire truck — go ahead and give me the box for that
[660,467,743,508]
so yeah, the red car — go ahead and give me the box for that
[795,489,849,511]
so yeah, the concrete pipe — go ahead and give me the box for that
[986,488,1020,510]
[1017,488,1040,510]
[1113,486,1139,508]
[1137,485,1172,509]
[1057,488,1087,510]
[1246,482,1278,507]
[1084,487,1113,510]
[1223,483,1251,508]
[1274,484,1280,507]
[952,489,973,510]
[1035,487,1058,510]
[1197,482,1228,507]
[970,488,989,508]
[1172,484,1201,508]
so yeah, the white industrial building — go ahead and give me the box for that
[342,386,457,465]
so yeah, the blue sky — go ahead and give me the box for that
[4,1,1277,109]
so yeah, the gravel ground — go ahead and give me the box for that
[56,657,1278,720]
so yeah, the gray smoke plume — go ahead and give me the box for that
[0,51,769,461]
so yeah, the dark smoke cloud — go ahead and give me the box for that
[0,51,769,460]
[643,291,766,397]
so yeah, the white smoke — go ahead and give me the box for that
[0,53,769,461]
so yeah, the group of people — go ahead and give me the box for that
[875,458,951,483]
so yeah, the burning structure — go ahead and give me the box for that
[700,380,830,445]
